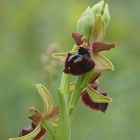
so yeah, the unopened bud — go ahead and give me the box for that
[90,1,110,42]
[77,1,110,43]
[103,4,110,28]
[91,0,104,16]
[77,7,93,40]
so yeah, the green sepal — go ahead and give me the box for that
[56,89,71,140]
[91,0,104,16]
[36,84,54,115]
[77,7,93,40]
[103,4,110,28]
[52,52,68,62]
[92,54,114,71]
[52,50,77,62]
[91,14,105,42]
[86,85,112,103]
[9,122,42,140]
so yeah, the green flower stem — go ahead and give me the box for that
[69,76,84,109]
[59,45,78,102]
[42,120,56,140]
[56,89,71,140]
[69,70,94,110]
[80,69,95,88]
[60,73,70,102]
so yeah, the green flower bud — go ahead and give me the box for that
[90,14,105,42]
[77,7,93,40]
[103,4,110,28]
[90,1,110,42]
[76,1,111,43]
[91,0,104,16]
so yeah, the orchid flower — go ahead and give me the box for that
[9,84,59,140]
[9,1,116,140]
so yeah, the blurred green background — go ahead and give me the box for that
[0,0,139,139]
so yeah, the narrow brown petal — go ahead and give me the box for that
[72,32,83,46]
[46,106,59,118]
[33,128,46,140]
[29,113,42,124]
[92,42,116,54]
[81,92,108,112]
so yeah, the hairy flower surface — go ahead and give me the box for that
[64,47,95,75]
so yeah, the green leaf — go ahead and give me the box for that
[92,54,114,71]
[36,84,54,115]
[56,89,71,140]
[9,122,42,140]
[86,85,112,103]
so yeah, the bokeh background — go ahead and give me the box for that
[0,0,139,139]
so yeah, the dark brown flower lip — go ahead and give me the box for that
[64,47,95,75]
[78,47,90,56]
[19,123,36,137]
[81,91,108,112]
[19,123,46,140]
[18,105,58,139]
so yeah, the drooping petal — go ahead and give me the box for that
[81,91,108,112]
[9,122,42,140]
[86,85,112,103]
[36,84,54,115]
[92,53,114,71]
[92,42,116,54]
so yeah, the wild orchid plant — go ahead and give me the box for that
[9,1,116,140]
